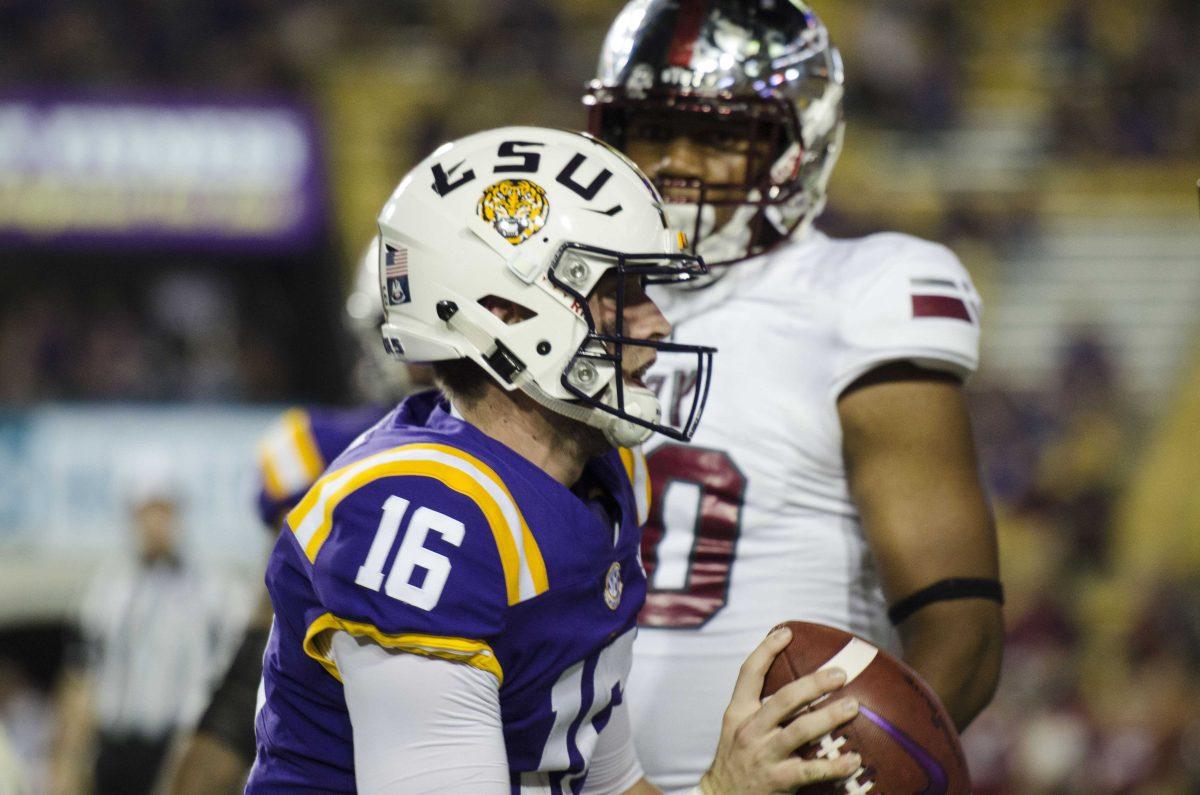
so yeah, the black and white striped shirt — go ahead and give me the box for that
[79,558,246,739]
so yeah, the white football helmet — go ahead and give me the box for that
[344,236,418,403]
[376,126,715,447]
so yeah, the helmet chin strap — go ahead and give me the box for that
[519,379,656,448]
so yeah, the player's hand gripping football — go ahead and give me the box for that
[700,627,861,794]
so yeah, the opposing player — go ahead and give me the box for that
[167,242,419,795]
[246,126,863,793]
[584,2,1004,789]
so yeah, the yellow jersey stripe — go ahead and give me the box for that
[286,443,548,604]
[286,409,326,482]
[619,447,651,526]
[303,612,503,684]
[259,448,287,501]
[619,447,636,484]
[301,458,523,602]
[636,449,651,526]
[258,408,326,500]
[521,523,548,595]
[435,445,549,596]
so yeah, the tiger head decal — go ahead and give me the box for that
[477,179,549,245]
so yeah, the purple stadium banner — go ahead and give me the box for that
[0,92,327,253]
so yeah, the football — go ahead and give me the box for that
[762,621,971,794]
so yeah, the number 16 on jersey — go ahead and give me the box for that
[355,495,464,612]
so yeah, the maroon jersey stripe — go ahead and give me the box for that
[912,294,972,322]
[667,0,710,68]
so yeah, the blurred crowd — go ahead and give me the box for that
[0,273,292,403]
[965,333,1200,792]
[1,0,1198,792]
[843,1,970,132]
[842,0,1200,157]
[2,0,1194,146]
[1050,0,1200,157]
[0,0,574,94]
[3,0,1197,404]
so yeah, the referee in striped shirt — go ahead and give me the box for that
[50,469,244,795]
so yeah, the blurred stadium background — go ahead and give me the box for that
[1,0,1198,791]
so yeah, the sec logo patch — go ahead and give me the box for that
[604,561,622,610]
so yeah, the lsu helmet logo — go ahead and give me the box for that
[477,179,549,245]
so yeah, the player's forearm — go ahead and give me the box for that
[250,586,276,629]
[48,670,96,794]
[167,615,272,794]
[897,599,1003,730]
[167,732,251,795]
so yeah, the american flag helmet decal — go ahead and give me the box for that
[384,244,411,306]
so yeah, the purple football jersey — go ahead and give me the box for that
[247,390,647,793]
[256,405,391,529]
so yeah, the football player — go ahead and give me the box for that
[584,1,1004,790]
[246,126,863,793]
[167,242,422,795]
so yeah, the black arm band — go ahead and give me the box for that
[887,578,1004,626]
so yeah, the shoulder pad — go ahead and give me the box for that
[289,442,549,606]
[832,235,982,393]
[288,442,557,686]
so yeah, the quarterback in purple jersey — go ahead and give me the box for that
[252,390,650,791]
[247,127,864,794]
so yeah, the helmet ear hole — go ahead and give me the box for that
[478,295,538,325]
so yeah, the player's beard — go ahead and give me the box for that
[510,385,611,461]
[551,409,610,461]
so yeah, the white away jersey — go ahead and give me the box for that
[628,229,981,792]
